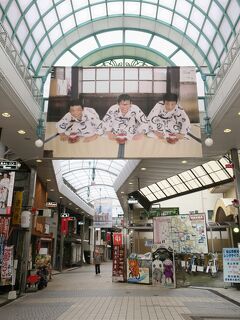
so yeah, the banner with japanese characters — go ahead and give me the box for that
[0,171,15,215]
[44,66,202,159]
[223,248,240,283]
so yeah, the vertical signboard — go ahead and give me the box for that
[223,248,240,283]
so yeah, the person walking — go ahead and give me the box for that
[94,251,101,275]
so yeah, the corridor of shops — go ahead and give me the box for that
[0,262,240,320]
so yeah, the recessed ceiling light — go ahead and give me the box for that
[238,112,240,115]
[121,191,124,194]
[59,196,63,199]
[2,112,11,118]
[129,182,133,185]
[181,160,187,164]
[50,189,54,192]
[46,179,51,182]
[224,128,232,133]
[36,159,42,163]
[141,167,146,171]
[18,129,26,135]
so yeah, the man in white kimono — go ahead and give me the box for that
[147,93,191,144]
[56,100,101,143]
[0,173,10,208]
[100,94,149,143]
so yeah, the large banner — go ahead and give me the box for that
[153,214,208,254]
[93,199,112,228]
[44,66,202,159]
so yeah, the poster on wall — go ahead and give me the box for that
[93,199,112,228]
[223,248,240,283]
[44,66,202,159]
[153,214,208,254]
[0,171,15,215]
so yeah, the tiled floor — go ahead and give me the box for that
[0,262,240,320]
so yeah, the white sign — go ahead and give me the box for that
[223,248,240,283]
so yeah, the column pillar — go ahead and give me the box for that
[19,168,37,295]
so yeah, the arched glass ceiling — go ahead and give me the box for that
[59,159,127,216]
[0,0,239,77]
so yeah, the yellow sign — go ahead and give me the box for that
[12,191,23,225]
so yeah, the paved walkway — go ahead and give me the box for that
[0,262,240,320]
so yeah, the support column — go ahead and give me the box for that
[19,168,37,295]
[230,148,240,227]
[80,215,85,265]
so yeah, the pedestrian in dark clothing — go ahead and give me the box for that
[94,251,101,275]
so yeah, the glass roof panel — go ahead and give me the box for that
[157,7,173,24]
[150,36,177,56]
[71,37,98,57]
[25,4,39,28]
[90,3,107,19]
[175,0,192,17]
[160,0,176,10]
[141,3,157,18]
[209,1,223,27]
[61,16,76,34]
[172,13,188,31]
[75,7,91,24]
[107,2,123,15]
[97,31,123,46]
[55,51,78,66]
[42,9,58,30]
[124,1,140,14]
[125,30,151,46]
[56,1,73,19]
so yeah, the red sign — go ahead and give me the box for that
[225,163,234,168]
[113,233,122,246]
[61,217,69,235]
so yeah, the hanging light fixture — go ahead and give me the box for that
[35,118,44,148]
[204,116,213,147]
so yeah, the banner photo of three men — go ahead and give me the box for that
[44,66,202,159]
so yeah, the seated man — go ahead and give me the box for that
[99,94,149,143]
[56,99,101,143]
[147,93,191,144]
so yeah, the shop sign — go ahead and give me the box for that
[12,191,23,225]
[113,232,122,246]
[0,161,18,170]
[46,202,57,208]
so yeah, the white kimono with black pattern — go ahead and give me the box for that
[56,107,101,137]
[99,104,149,140]
[147,102,191,138]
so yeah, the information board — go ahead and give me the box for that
[223,248,240,283]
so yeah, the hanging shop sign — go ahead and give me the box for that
[113,233,123,246]
[0,161,19,170]
[46,201,57,208]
